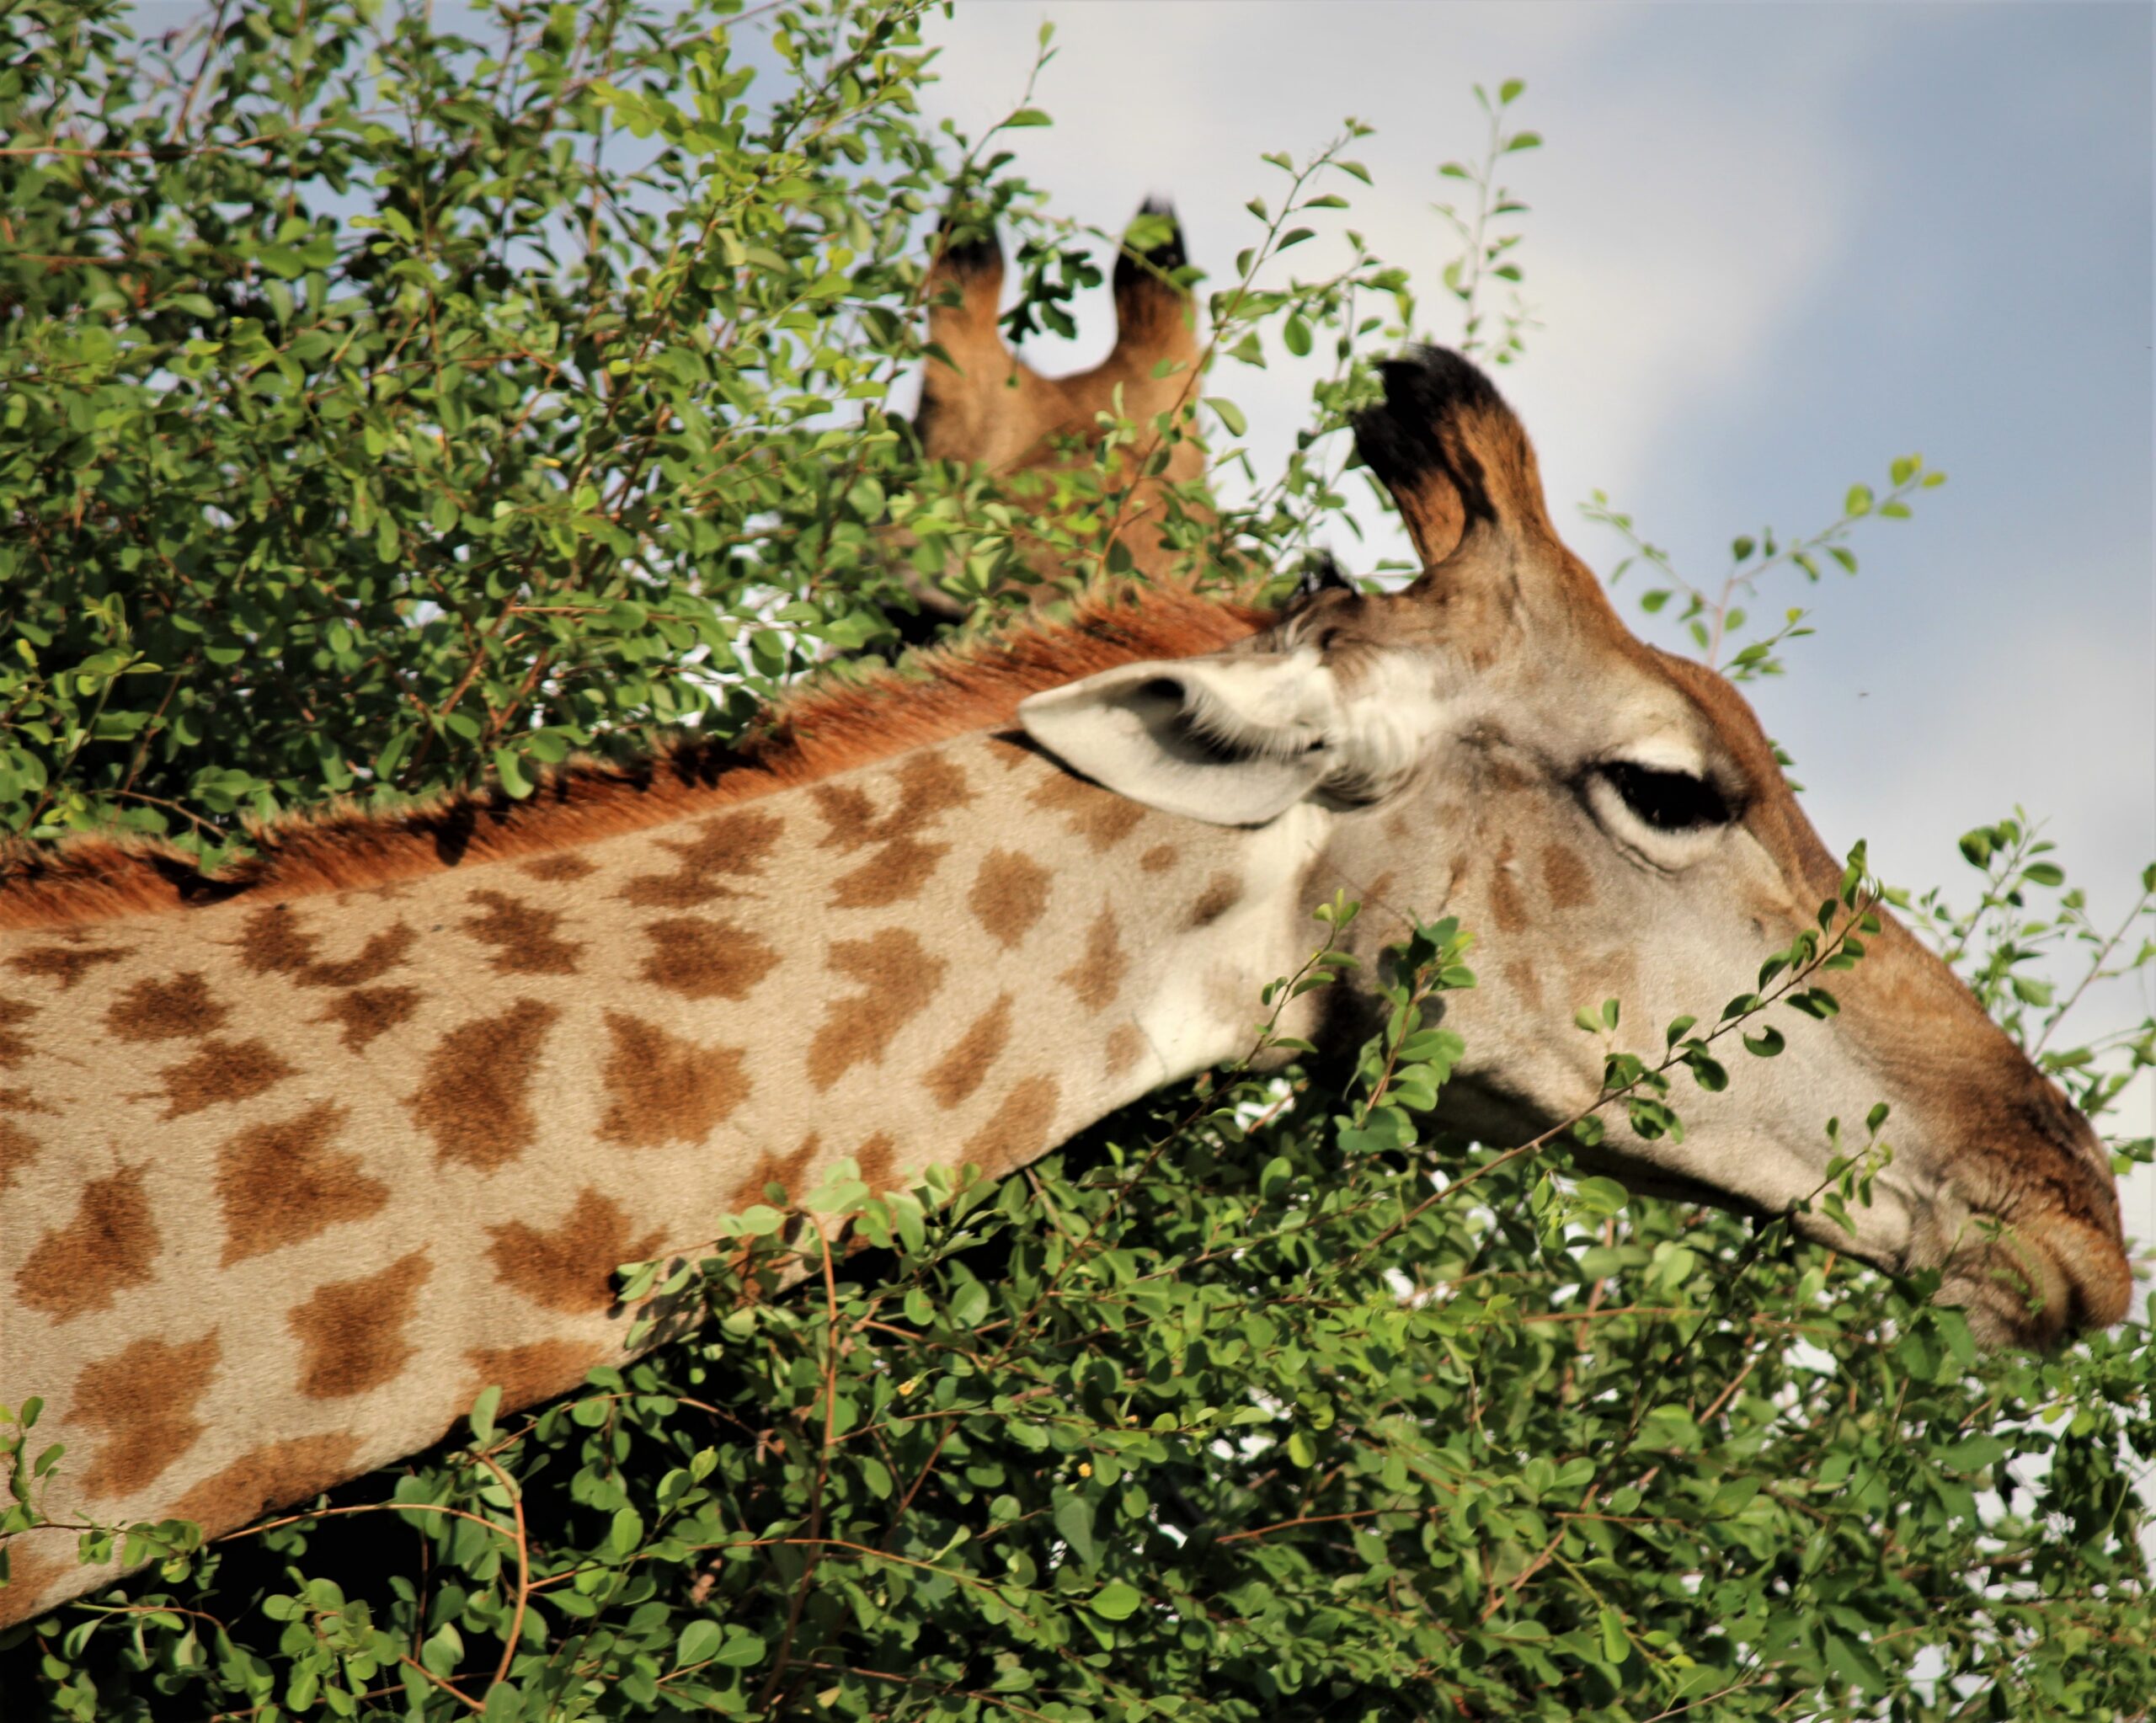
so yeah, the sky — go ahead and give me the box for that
[910,0,2156,1262]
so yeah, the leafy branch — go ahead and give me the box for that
[1583,453,1947,679]
[1433,77,1540,368]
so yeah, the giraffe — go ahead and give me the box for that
[892,197,1213,623]
[0,346,2129,1627]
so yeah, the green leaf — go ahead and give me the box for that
[950,1278,990,1328]
[1091,1581,1144,1621]
[1824,1631,1889,1696]
[493,749,534,800]
[714,1627,766,1667]
[676,1619,723,1668]
[467,1384,501,1447]
[1207,397,1247,438]
[1054,1492,1097,1569]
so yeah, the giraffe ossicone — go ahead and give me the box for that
[890,195,1212,621]
[0,346,2128,1627]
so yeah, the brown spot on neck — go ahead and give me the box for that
[466,1340,608,1413]
[1059,903,1129,1014]
[106,971,229,1041]
[289,1250,430,1399]
[969,849,1052,949]
[518,852,597,883]
[1104,1022,1147,1078]
[14,1164,159,1321]
[619,808,784,909]
[639,916,782,1001]
[72,1330,221,1500]
[171,1432,363,1539]
[0,997,36,1067]
[963,1075,1060,1177]
[150,1037,296,1119]
[215,1102,390,1267]
[317,984,422,1053]
[729,1130,825,1211]
[0,1117,40,1190]
[854,1131,900,1195]
[830,832,949,909]
[924,994,1015,1110]
[1028,770,1147,852]
[0,1539,71,1628]
[407,1000,558,1170]
[806,929,949,1091]
[814,750,974,905]
[598,1011,751,1148]
[236,905,417,988]
[461,888,584,974]
[1139,843,1180,873]
[487,1187,665,1313]
[6,942,126,990]
[815,749,971,851]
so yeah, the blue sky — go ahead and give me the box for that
[917,0,2155,1251]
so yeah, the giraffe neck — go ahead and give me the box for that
[0,718,1327,1624]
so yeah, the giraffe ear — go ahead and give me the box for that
[1017,651,1345,826]
[1352,344,1560,587]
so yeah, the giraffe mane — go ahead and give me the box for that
[0,584,1270,932]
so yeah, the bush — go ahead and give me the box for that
[3,4,2151,1719]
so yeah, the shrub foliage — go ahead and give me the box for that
[3,3,2152,1720]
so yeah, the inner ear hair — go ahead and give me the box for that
[1166,672,1326,765]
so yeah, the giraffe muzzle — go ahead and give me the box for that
[1937,1206,2133,1349]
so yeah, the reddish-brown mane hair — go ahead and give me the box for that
[0,586,1269,932]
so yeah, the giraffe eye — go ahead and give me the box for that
[1597,761,1733,833]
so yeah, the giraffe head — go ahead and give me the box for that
[1020,347,2131,1347]
[900,198,1210,615]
